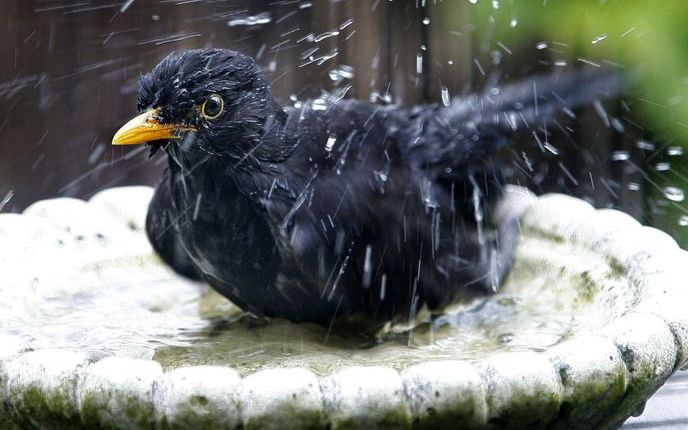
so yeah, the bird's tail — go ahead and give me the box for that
[445,67,626,137]
[402,67,625,172]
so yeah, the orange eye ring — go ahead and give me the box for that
[201,94,224,120]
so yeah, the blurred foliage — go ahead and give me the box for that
[473,0,688,243]
[475,0,688,144]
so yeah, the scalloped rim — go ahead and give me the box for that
[1,186,686,429]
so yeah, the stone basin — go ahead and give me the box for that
[0,185,686,429]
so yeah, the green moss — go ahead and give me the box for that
[331,408,411,430]
[413,400,483,430]
[81,397,106,426]
[531,229,565,244]
[575,272,597,304]
[607,258,627,279]
[595,357,662,430]
[485,386,561,430]
[0,401,21,430]
[9,384,81,429]
[159,394,239,430]
[81,392,155,429]
[245,408,327,430]
[548,363,627,429]
[23,385,69,415]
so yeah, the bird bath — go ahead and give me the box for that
[0,185,686,429]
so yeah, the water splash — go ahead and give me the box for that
[441,86,451,107]
[227,13,271,27]
[328,65,354,83]
[591,33,608,45]
[663,186,685,202]
[611,150,630,161]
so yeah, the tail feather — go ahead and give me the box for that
[401,67,625,172]
[446,67,625,135]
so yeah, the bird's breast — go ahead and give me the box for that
[169,174,281,290]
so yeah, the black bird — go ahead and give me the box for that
[112,48,621,328]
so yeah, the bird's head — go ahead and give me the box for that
[112,48,283,166]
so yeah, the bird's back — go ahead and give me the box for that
[260,66,625,324]
[251,97,507,325]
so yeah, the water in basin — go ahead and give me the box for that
[0,213,636,376]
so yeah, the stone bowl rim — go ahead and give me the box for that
[1,185,686,428]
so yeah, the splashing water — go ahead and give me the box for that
[328,65,354,83]
[227,13,272,27]
[663,186,685,202]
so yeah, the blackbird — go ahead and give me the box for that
[112,48,622,327]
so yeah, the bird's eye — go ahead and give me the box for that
[200,94,224,120]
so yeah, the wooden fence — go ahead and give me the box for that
[0,0,640,221]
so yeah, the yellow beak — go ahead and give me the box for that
[112,108,196,146]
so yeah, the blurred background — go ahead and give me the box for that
[1,0,688,244]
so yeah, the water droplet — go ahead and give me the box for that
[627,182,640,191]
[227,12,271,27]
[422,17,430,25]
[441,86,450,107]
[120,0,135,13]
[312,98,328,111]
[663,186,685,202]
[536,41,548,50]
[655,162,670,172]
[668,146,684,156]
[510,18,518,28]
[374,171,388,182]
[636,140,655,151]
[313,30,340,42]
[491,0,500,9]
[88,144,106,165]
[0,190,14,212]
[416,52,423,74]
[325,136,336,152]
[591,33,608,44]
[611,150,630,161]
[611,118,625,133]
[315,49,339,66]
[339,18,354,30]
[328,64,354,83]
[679,215,688,227]
[544,142,559,155]
[468,0,479,4]
[362,245,373,289]
[369,91,393,104]
[490,50,502,65]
